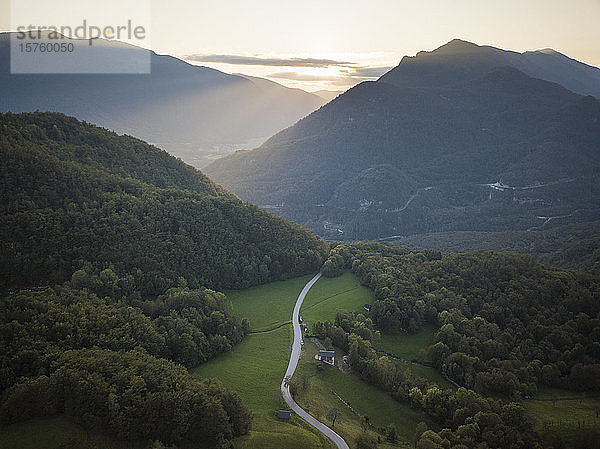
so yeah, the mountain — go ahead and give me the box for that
[0,112,328,292]
[380,39,600,98]
[0,32,326,167]
[205,40,600,242]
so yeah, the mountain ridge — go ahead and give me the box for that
[381,39,600,96]
[205,40,600,242]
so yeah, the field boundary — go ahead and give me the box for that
[250,321,292,334]
[302,287,361,312]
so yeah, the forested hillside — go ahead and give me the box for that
[391,220,600,273]
[322,243,600,396]
[0,112,328,293]
[0,283,251,447]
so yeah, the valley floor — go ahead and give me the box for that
[193,271,431,449]
[3,272,598,449]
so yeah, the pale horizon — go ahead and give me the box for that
[1,0,599,91]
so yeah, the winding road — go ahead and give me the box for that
[280,272,350,449]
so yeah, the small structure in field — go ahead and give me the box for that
[317,350,335,365]
[277,409,291,420]
[364,303,372,312]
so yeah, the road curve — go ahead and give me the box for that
[280,272,350,449]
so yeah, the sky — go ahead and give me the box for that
[2,0,600,92]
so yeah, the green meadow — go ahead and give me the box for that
[294,338,427,449]
[226,274,315,331]
[376,325,450,387]
[191,326,330,449]
[301,271,374,328]
[524,388,600,446]
[295,272,430,448]
[377,325,437,361]
[191,273,332,449]
[193,270,433,448]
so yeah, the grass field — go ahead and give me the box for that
[226,274,315,330]
[191,273,332,449]
[391,359,451,388]
[524,387,600,446]
[301,271,374,329]
[294,339,427,449]
[194,270,432,448]
[377,325,437,360]
[376,325,450,387]
[294,272,430,448]
[0,415,139,449]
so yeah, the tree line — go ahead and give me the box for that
[1,349,250,448]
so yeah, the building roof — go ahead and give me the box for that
[318,350,335,357]
[277,410,291,419]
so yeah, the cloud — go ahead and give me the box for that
[268,71,375,87]
[267,65,393,86]
[341,66,394,78]
[185,54,359,68]
[185,52,395,88]
[268,71,343,82]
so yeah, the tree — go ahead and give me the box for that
[355,433,377,449]
[360,415,370,432]
[326,408,341,429]
[416,430,444,449]
[385,424,398,443]
[414,422,428,448]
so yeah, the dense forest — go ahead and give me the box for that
[0,112,329,293]
[0,274,251,447]
[322,243,600,398]
[392,220,600,274]
[0,112,331,447]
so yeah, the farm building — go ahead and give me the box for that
[317,350,335,365]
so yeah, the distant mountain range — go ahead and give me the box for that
[205,40,600,242]
[0,32,326,167]
[313,90,345,101]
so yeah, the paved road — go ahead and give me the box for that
[280,272,350,449]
